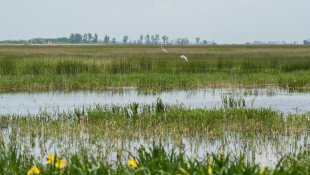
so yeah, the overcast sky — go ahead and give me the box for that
[0,0,309,43]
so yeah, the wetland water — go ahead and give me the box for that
[0,88,309,166]
[0,88,309,115]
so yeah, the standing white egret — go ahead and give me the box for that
[161,45,168,53]
[180,55,188,61]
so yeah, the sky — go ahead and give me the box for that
[0,0,309,44]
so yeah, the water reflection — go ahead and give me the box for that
[0,88,309,115]
[0,126,308,167]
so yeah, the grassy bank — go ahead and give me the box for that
[0,45,309,91]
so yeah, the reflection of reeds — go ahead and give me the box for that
[0,139,309,174]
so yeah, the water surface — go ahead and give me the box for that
[0,88,309,115]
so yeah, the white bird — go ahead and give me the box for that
[161,45,168,53]
[180,55,188,61]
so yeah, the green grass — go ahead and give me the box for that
[0,141,309,175]
[2,103,308,139]
[0,45,309,91]
[0,103,309,174]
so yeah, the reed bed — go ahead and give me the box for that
[0,45,309,91]
[1,103,309,138]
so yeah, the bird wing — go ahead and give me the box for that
[180,55,188,61]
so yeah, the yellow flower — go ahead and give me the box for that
[46,154,55,165]
[208,156,214,165]
[259,167,266,174]
[27,166,40,175]
[208,165,213,174]
[55,159,67,169]
[127,159,137,168]
[179,167,188,174]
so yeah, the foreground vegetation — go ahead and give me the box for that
[0,102,309,174]
[0,45,309,91]
[0,141,309,175]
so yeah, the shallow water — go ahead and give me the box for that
[1,126,308,167]
[0,88,309,115]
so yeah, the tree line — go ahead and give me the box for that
[0,33,217,45]
[1,34,309,45]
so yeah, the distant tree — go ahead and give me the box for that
[162,35,169,44]
[69,34,75,43]
[138,35,144,44]
[145,34,151,44]
[104,35,110,44]
[175,38,189,45]
[303,40,310,45]
[69,33,83,43]
[87,33,93,43]
[151,34,160,44]
[155,34,160,44]
[203,40,208,45]
[83,34,88,43]
[76,34,83,43]
[151,35,156,44]
[92,33,98,43]
[48,37,70,43]
[28,38,45,44]
[196,37,200,44]
[112,38,116,44]
[123,35,129,44]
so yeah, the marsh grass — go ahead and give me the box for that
[0,45,309,91]
[0,103,308,174]
[0,139,309,175]
[1,103,308,139]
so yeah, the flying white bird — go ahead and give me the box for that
[180,55,188,61]
[161,45,168,53]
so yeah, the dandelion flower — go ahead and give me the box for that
[46,154,55,165]
[127,159,137,168]
[208,165,213,174]
[27,166,40,175]
[55,159,67,169]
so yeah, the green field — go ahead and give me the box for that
[0,45,309,174]
[0,45,309,91]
